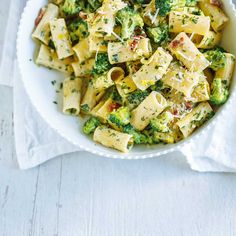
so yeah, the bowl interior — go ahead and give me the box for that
[17,0,236,158]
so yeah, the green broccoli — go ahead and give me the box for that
[68,19,89,44]
[102,86,123,105]
[155,0,186,16]
[204,48,226,71]
[111,87,123,104]
[134,0,151,4]
[61,0,82,16]
[155,0,171,16]
[116,7,144,40]
[150,112,173,133]
[92,53,112,75]
[83,116,101,135]
[185,0,198,7]
[126,90,149,108]
[80,104,90,113]
[87,0,102,12]
[146,23,169,45]
[108,107,131,128]
[123,124,149,144]
[210,78,229,105]
[149,80,165,91]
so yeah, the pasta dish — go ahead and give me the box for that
[32,0,235,153]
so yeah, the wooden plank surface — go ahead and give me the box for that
[1,87,236,236]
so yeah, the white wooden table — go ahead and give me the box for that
[1,3,236,236]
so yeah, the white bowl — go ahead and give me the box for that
[17,0,236,159]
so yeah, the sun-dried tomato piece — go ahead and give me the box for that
[35,8,46,27]
[108,103,121,112]
[170,37,184,49]
[130,39,139,51]
[185,102,193,110]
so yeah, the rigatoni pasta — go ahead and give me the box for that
[132,47,173,90]
[49,18,74,59]
[199,0,229,32]
[63,77,82,115]
[32,0,235,153]
[36,44,73,73]
[32,3,59,44]
[169,32,210,72]
[72,58,95,77]
[108,38,152,64]
[130,91,168,130]
[176,102,214,138]
[93,126,133,153]
[169,11,211,35]
[162,62,200,97]
[73,38,91,63]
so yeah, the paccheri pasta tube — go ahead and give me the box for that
[93,126,134,153]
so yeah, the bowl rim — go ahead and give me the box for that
[16,0,236,160]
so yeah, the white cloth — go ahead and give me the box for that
[1,0,236,171]
[13,62,80,169]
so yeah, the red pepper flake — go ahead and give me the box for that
[35,8,46,27]
[173,109,178,116]
[185,102,193,110]
[130,39,139,51]
[171,37,184,49]
[210,0,223,8]
[108,103,121,112]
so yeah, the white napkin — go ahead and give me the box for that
[1,0,236,171]
[13,62,80,169]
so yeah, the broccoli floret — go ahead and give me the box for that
[111,87,123,104]
[81,104,90,113]
[116,7,144,40]
[210,78,229,105]
[147,24,169,45]
[61,0,82,16]
[126,90,149,108]
[185,0,197,7]
[155,0,186,16]
[68,19,89,43]
[155,0,171,16]
[150,112,173,133]
[123,124,149,144]
[204,49,226,71]
[134,0,151,4]
[83,117,101,135]
[149,80,165,91]
[92,53,112,75]
[87,0,102,12]
[108,107,131,128]
[62,0,102,15]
